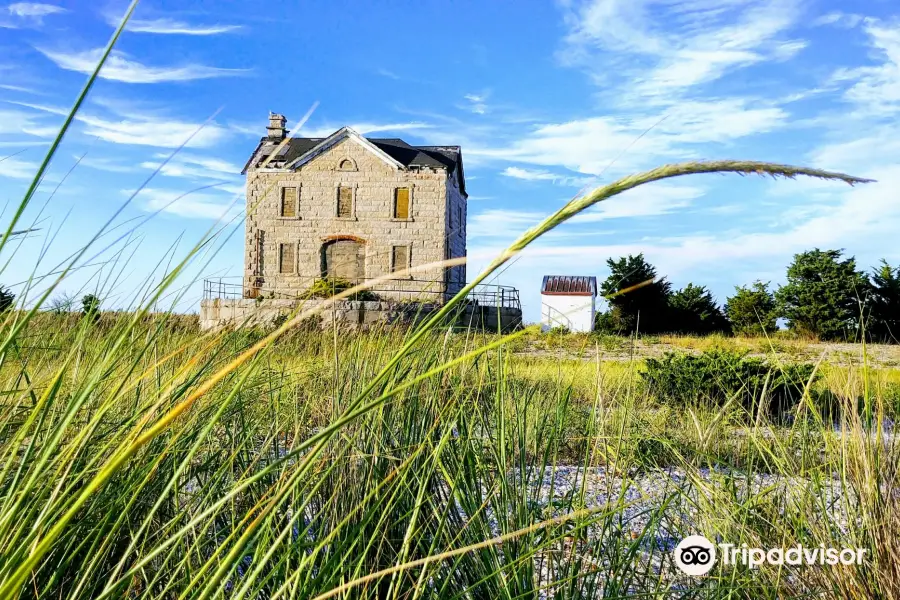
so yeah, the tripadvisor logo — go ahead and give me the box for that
[674,535,716,576]
[673,535,868,576]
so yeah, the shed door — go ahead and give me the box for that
[322,240,364,283]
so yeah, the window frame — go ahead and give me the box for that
[390,184,414,222]
[276,182,300,220]
[278,242,297,275]
[390,243,412,278]
[335,184,357,220]
[337,157,357,171]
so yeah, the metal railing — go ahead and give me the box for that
[202,277,521,312]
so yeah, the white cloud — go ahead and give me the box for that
[469,98,788,176]
[299,122,434,138]
[36,48,248,84]
[463,93,489,114]
[77,156,139,174]
[8,2,62,17]
[568,183,703,222]
[833,19,900,117]
[140,153,242,181]
[78,114,230,148]
[468,209,544,239]
[561,0,804,101]
[812,12,864,29]
[133,188,242,220]
[502,166,595,187]
[8,100,232,148]
[0,108,58,137]
[116,17,242,35]
[0,156,38,179]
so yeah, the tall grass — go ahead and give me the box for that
[1,7,895,597]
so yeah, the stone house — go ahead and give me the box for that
[240,114,468,302]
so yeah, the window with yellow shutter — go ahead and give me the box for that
[280,187,297,218]
[337,186,353,218]
[394,188,410,219]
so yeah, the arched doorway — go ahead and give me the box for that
[321,237,365,283]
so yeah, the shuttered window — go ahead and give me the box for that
[392,245,409,274]
[394,188,410,219]
[279,243,295,274]
[337,187,353,218]
[280,187,297,217]
[254,230,265,276]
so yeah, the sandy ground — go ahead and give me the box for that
[516,339,900,370]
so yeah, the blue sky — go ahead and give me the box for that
[1,0,898,322]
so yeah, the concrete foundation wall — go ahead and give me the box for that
[200,298,522,333]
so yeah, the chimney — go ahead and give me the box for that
[267,112,287,141]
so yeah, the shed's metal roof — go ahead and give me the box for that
[541,275,597,296]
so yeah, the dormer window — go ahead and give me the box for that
[338,158,356,171]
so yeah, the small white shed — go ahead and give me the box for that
[540,275,598,333]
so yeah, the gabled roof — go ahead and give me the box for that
[541,275,598,296]
[241,127,466,195]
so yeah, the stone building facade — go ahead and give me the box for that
[240,115,467,302]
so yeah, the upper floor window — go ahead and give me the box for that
[337,186,353,218]
[338,158,356,171]
[280,187,298,218]
[394,188,410,219]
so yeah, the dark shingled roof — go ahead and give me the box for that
[541,275,598,296]
[242,134,466,194]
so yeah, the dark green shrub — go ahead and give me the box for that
[642,349,817,418]
[81,294,101,322]
[0,286,14,312]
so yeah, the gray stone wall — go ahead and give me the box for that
[243,137,463,303]
[446,168,467,297]
[200,298,522,333]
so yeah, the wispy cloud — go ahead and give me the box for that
[77,156,139,174]
[140,153,242,181]
[105,14,242,35]
[832,18,900,118]
[0,107,58,137]
[35,48,248,83]
[2,2,64,27]
[502,166,594,187]
[468,209,544,239]
[0,156,38,179]
[12,100,232,148]
[812,12,865,29]
[299,122,434,138]
[376,68,401,80]
[560,0,805,102]
[468,97,787,176]
[79,114,230,148]
[462,92,489,115]
[568,183,703,222]
[132,187,242,220]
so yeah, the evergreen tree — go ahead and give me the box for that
[596,254,671,334]
[669,283,729,334]
[868,260,900,342]
[725,281,778,336]
[0,286,14,313]
[81,294,101,323]
[775,249,869,340]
